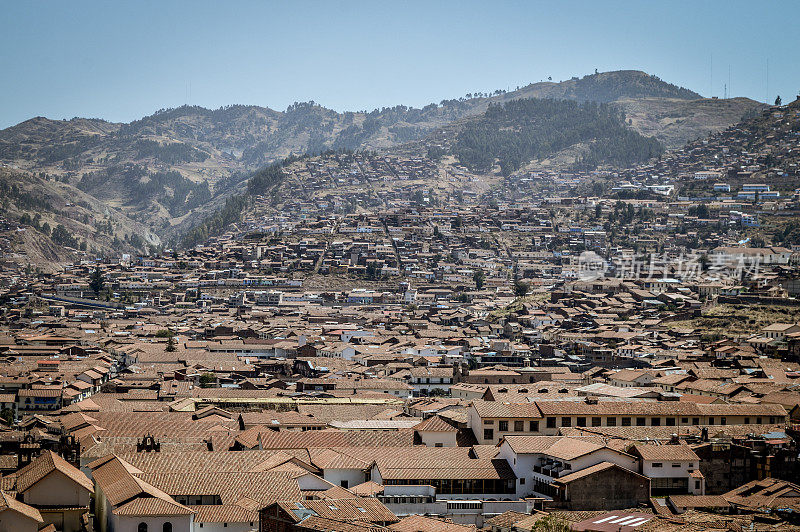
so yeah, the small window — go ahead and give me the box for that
[499,420,508,431]
[651,418,661,426]
[744,417,750,424]
[163,524,172,532]
[435,442,443,447]
[621,417,631,426]
[514,420,524,432]
[720,417,727,425]
[591,417,601,427]
[681,417,689,424]
[546,417,556,428]
[520,477,526,485]
[484,429,494,440]
[757,417,762,424]
[695,480,701,489]
[692,417,700,425]
[666,418,676,426]
[708,417,715,425]
[636,417,646,426]
[561,417,571,427]
[340,480,349,488]
[138,524,148,532]
[576,417,586,427]
[652,463,663,468]
[607,417,616,427]
[672,463,681,468]
[529,420,539,432]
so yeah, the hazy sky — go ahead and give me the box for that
[1,0,798,129]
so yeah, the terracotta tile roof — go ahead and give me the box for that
[632,443,699,462]
[275,497,397,524]
[190,504,258,524]
[376,457,515,481]
[243,429,414,450]
[667,495,729,509]
[483,510,531,528]
[113,496,194,517]
[412,415,457,432]
[294,515,389,531]
[389,514,476,532]
[350,481,384,497]
[0,489,43,523]
[12,450,93,494]
[552,461,647,484]
[723,478,800,512]
[139,471,302,506]
[502,436,613,460]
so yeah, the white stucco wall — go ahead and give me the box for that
[418,430,457,447]
[114,515,193,532]
[322,468,367,489]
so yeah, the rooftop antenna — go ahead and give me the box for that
[710,52,713,98]
[728,65,731,99]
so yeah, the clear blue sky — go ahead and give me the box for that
[1,0,798,129]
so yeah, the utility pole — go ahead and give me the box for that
[710,52,713,98]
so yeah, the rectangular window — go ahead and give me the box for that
[530,421,539,432]
[721,417,727,425]
[483,419,494,425]
[666,418,676,426]
[547,417,556,428]
[561,417,571,427]
[520,477,525,485]
[607,417,617,427]
[576,417,586,427]
[681,417,689,424]
[622,417,631,426]
[341,480,349,488]
[672,463,681,468]
[708,417,715,425]
[652,418,661,426]
[744,417,750,424]
[692,417,700,425]
[484,429,494,440]
[636,417,646,426]
[652,462,663,468]
[757,417,762,424]
[592,417,601,427]
[499,420,508,431]
[770,416,776,424]
[514,420,524,432]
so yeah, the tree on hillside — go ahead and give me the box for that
[89,268,104,295]
[514,279,530,297]
[473,269,486,290]
[775,95,782,106]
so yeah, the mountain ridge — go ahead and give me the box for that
[0,70,767,266]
